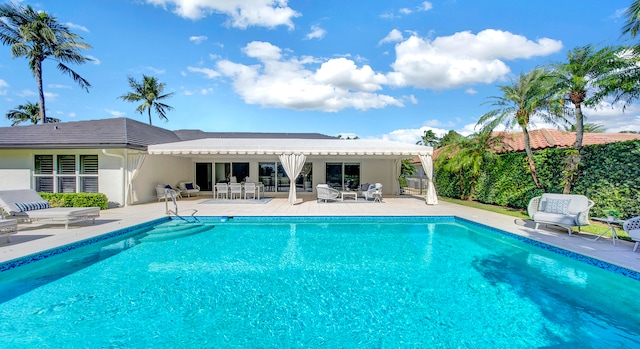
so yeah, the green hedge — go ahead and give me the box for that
[39,192,108,210]
[434,139,640,220]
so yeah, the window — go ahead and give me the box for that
[34,155,54,192]
[34,154,99,193]
[326,162,360,190]
[260,161,313,192]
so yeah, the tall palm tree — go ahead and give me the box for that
[119,75,175,125]
[549,45,637,193]
[476,68,562,189]
[6,101,59,126]
[0,2,92,123]
[550,45,636,151]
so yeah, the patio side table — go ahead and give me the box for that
[592,217,625,245]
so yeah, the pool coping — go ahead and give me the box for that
[1,215,639,282]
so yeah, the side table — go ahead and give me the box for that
[340,191,358,201]
[591,217,625,245]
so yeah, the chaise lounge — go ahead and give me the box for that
[0,189,100,229]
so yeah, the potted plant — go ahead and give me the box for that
[604,208,621,221]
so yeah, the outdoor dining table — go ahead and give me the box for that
[592,217,625,245]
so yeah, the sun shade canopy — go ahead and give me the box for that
[147,138,433,157]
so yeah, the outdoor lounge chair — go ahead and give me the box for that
[178,181,200,197]
[362,183,383,202]
[624,216,640,252]
[317,184,339,202]
[0,209,17,242]
[0,189,100,229]
[156,185,181,201]
[215,183,229,199]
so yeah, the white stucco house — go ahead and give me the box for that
[0,118,436,207]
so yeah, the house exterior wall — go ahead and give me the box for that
[170,155,402,196]
[132,154,194,204]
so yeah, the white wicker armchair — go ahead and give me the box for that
[316,184,339,202]
[623,216,640,252]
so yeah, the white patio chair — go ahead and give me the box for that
[363,183,383,201]
[623,216,640,252]
[215,183,228,200]
[229,183,243,199]
[178,181,200,197]
[316,184,339,202]
[244,182,257,200]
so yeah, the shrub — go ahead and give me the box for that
[39,192,108,210]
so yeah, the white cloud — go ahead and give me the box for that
[381,125,449,144]
[213,41,404,112]
[48,84,71,89]
[145,0,300,29]
[190,35,208,44]
[0,79,8,88]
[17,89,36,97]
[465,88,478,95]
[387,29,563,89]
[105,109,126,117]
[378,29,404,45]
[419,1,433,11]
[65,22,89,32]
[305,25,326,40]
[187,66,220,79]
[200,87,214,95]
[399,8,412,15]
[68,112,76,117]
[147,66,166,74]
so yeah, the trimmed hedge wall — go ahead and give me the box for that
[39,192,109,210]
[434,139,640,220]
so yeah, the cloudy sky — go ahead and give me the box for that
[0,0,638,142]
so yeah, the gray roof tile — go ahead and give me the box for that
[0,118,337,150]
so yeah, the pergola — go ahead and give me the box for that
[147,138,437,205]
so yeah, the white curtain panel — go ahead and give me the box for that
[419,154,438,205]
[278,153,307,205]
[394,159,402,195]
[127,153,146,205]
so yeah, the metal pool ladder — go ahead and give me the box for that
[163,188,198,221]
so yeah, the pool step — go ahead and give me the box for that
[140,222,213,242]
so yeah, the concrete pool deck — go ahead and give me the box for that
[1,195,639,274]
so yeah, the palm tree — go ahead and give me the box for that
[550,45,636,151]
[119,75,175,125]
[6,101,60,126]
[435,131,502,200]
[477,68,562,189]
[0,2,92,124]
[622,1,640,53]
[416,129,439,147]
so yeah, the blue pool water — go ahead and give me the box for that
[1,216,639,348]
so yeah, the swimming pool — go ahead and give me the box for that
[1,216,639,347]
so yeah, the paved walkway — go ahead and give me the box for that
[1,195,639,273]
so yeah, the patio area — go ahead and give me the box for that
[1,194,639,273]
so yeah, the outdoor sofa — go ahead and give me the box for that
[527,193,594,236]
[0,189,100,229]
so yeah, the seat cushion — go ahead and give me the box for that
[532,211,577,226]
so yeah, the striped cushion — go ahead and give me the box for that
[14,201,51,212]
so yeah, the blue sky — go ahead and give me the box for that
[0,0,639,143]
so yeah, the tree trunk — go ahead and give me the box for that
[147,108,153,125]
[35,60,46,124]
[522,127,543,189]
[574,103,585,150]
